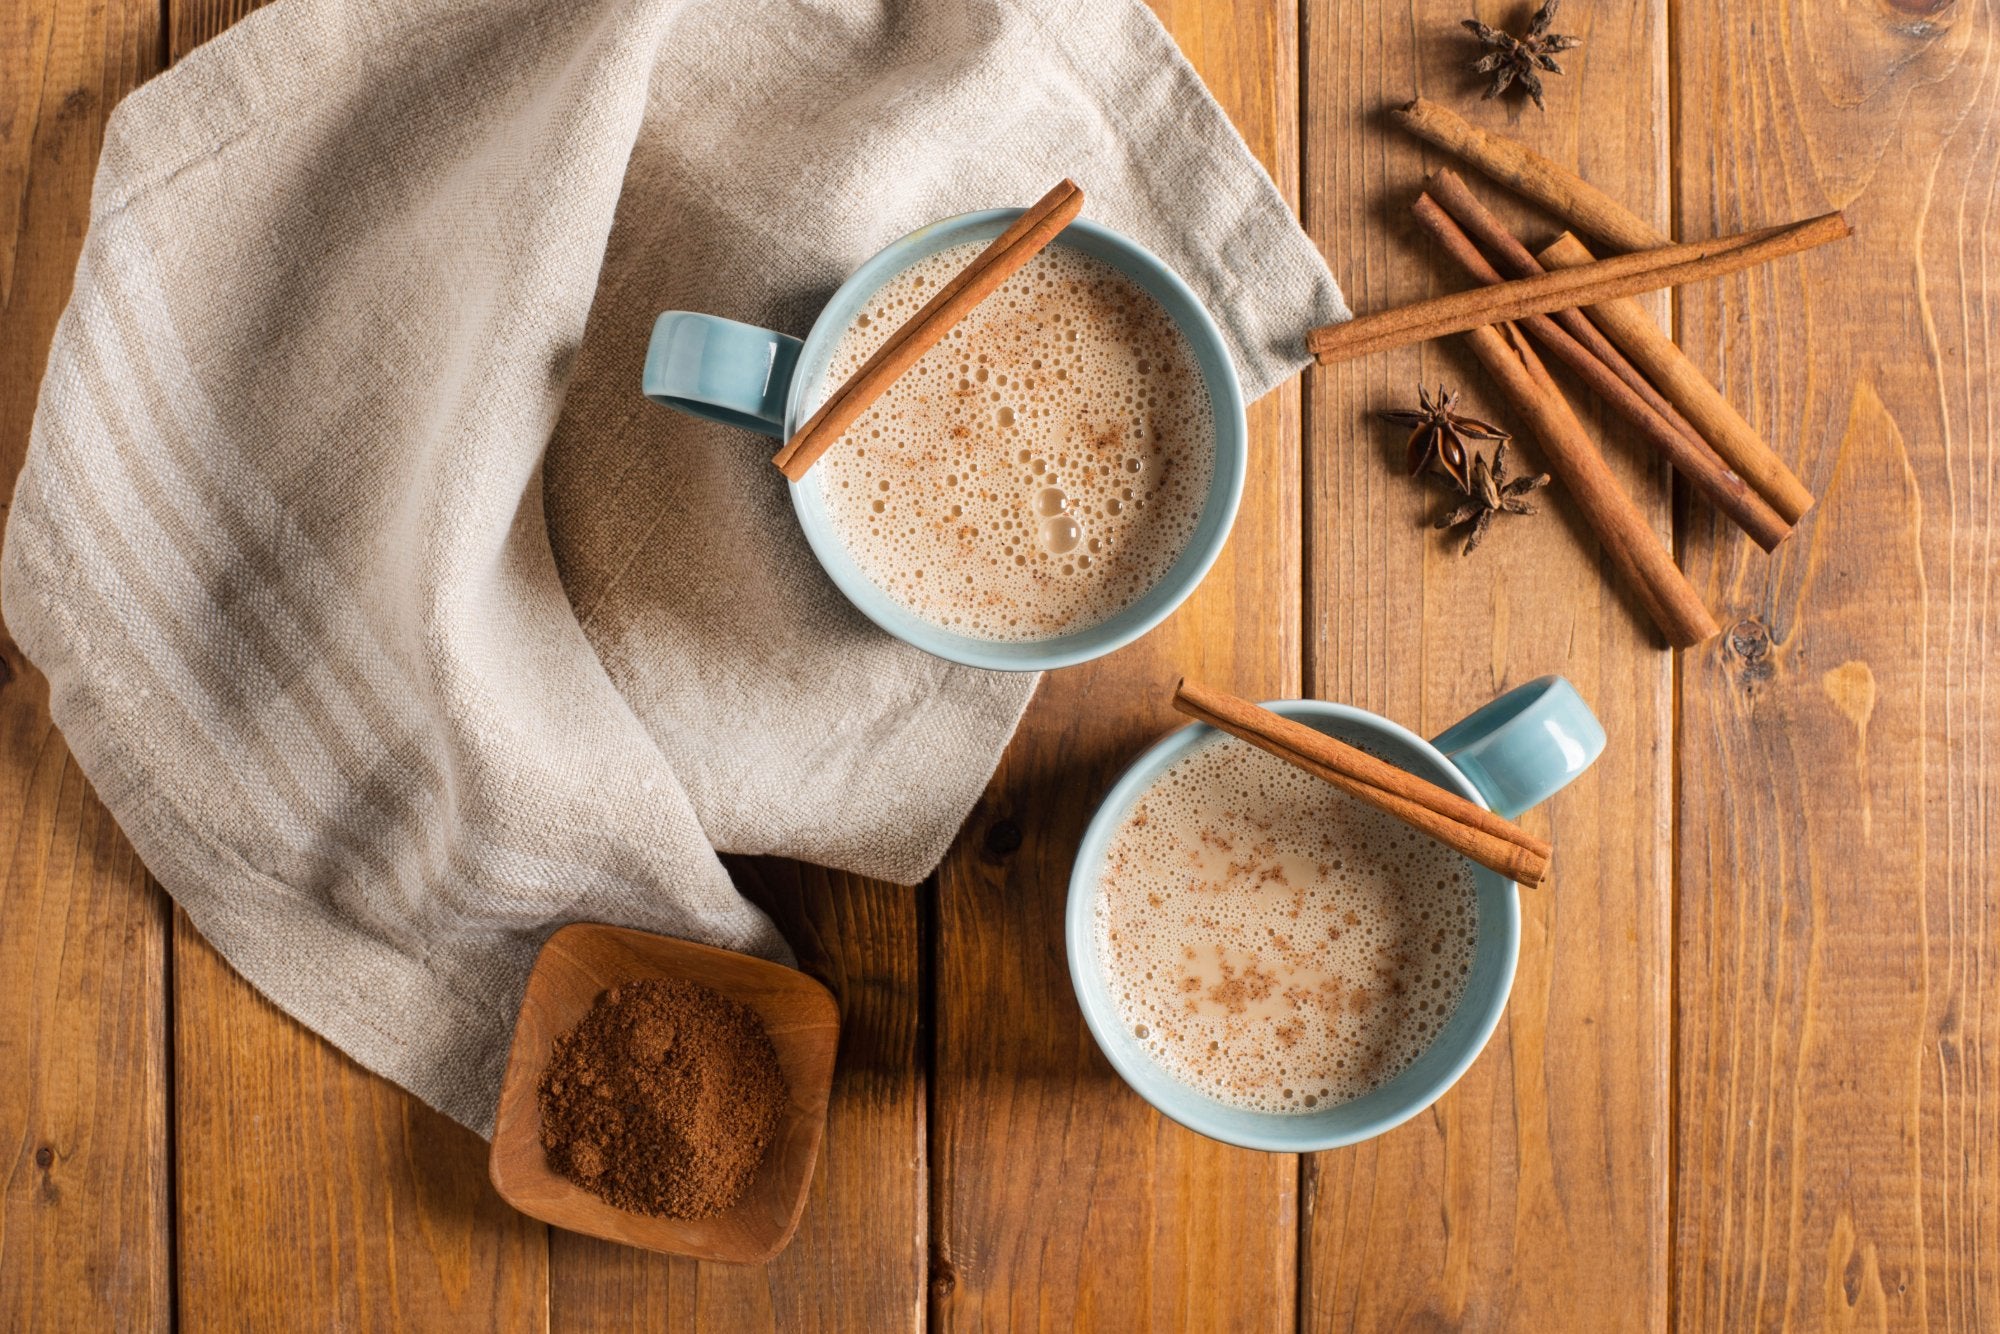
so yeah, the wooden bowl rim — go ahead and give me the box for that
[487,921,839,1263]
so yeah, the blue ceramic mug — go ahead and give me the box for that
[641,211,1248,672]
[1066,676,1605,1152]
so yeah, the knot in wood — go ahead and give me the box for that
[983,817,1023,860]
[1726,619,1777,688]
[1881,0,1955,20]
[1726,619,1771,662]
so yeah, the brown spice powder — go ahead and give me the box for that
[538,978,788,1220]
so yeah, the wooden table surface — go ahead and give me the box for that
[5,0,1995,1329]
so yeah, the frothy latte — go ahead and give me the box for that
[1093,733,1479,1113]
[813,242,1214,642]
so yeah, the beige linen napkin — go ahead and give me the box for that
[3,0,1345,1133]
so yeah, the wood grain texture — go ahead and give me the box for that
[1301,2,1672,1328]
[1671,2,2000,1328]
[172,914,548,1332]
[0,695,170,1332]
[550,861,927,1332]
[167,0,261,59]
[929,1,1304,1326]
[0,0,170,1328]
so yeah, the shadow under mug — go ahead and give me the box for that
[1066,676,1606,1152]
[640,211,1249,672]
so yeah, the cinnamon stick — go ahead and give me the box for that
[1462,324,1721,648]
[1410,193,1792,551]
[1392,97,1670,252]
[771,179,1084,482]
[1172,679,1552,887]
[1306,212,1851,367]
[1426,170,1704,447]
[1539,232,1817,524]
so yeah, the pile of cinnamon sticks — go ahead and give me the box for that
[1308,98,1847,649]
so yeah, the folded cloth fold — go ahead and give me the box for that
[3,0,1346,1133]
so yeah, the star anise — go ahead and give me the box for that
[1464,1,1583,110]
[1380,383,1509,492]
[1434,440,1550,556]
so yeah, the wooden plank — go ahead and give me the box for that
[1671,3,2000,1328]
[0,0,171,1328]
[549,859,926,1332]
[172,913,548,1330]
[0,717,170,1332]
[167,0,261,59]
[1301,3,1671,1328]
[151,3,546,1330]
[929,1,1305,1326]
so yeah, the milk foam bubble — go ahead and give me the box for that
[1092,733,1479,1113]
[813,242,1214,642]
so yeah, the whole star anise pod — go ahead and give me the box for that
[1434,440,1550,556]
[1380,383,1509,492]
[1464,1,1583,110]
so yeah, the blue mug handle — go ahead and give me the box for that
[641,312,803,439]
[1431,676,1605,819]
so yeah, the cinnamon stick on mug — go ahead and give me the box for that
[1409,192,1793,552]
[1305,212,1851,367]
[771,179,1084,482]
[1171,679,1552,888]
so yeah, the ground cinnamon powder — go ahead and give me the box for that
[538,978,788,1219]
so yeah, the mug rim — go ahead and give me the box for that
[783,210,1249,672]
[1064,699,1523,1152]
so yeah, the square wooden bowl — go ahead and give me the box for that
[489,922,839,1263]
